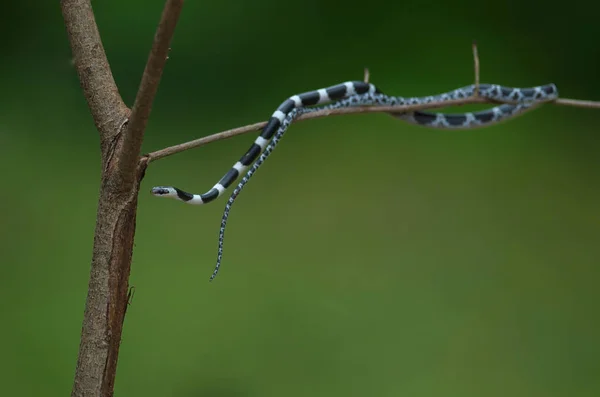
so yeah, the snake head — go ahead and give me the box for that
[151,186,177,197]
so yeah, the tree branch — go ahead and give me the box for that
[62,1,184,396]
[144,95,600,163]
[123,0,184,178]
[61,0,129,137]
[553,97,600,109]
[144,97,485,162]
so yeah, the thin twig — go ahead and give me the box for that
[147,121,266,162]
[124,0,184,170]
[472,40,480,96]
[146,97,489,162]
[364,68,370,83]
[554,98,600,108]
[145,95,600,163]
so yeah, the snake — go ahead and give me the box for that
[150,81,558,280]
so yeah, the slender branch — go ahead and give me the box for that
[554,98,600,108]
[123,0,184,178]
[472,40,480,96]
[147,121,267,162]
[145,97,485,162]
[145,94,600,163]
[126,0,184,148]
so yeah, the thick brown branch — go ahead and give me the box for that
[61,0,129,137]
[62,1,183,397]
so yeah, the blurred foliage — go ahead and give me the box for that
[1,1,599,396]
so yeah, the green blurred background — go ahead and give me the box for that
[1,1,599,396]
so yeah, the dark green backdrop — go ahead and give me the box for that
[1,1,599,396]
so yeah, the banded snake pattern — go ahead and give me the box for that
[151,80,558,280]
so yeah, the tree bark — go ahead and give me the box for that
[61,0,183,395]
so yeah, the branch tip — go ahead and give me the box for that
[472,41,480,96]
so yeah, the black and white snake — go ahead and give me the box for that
[151,81,558,280]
